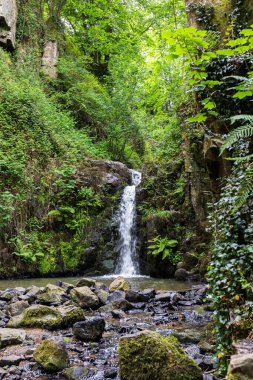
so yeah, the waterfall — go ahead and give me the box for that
[115,170,141,276]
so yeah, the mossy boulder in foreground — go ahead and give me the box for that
[33,339,69,372]
[118,330,203,380]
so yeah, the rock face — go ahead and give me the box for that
[70,286,99,309]
[73,317,105,341]
[42,41,58,78]
[109,277,131,292]
[227,353,253,379]
[118,330,203,380]
[0,0,17,50]
[34,338,69,372]
[0,328,26,348]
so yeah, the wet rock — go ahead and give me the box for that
[0,0,17,50]
[73,317,105,341]
[63,366,89,379]
[118,330,202,380]
[155,291,180,303]
[0,328,26,348]
[70,286,99,309]
[7,300,29,316]
[56,281,74,294]
[228,353,253,379]
[109,277,130,292]
[111,310,126,319]
[0,288,18,301]
[174,268,189,280]
[139,288,156,301]
[34,338,69,372]
[24,286,42,302]
[107,291,125,303]
[57,304,84,327]
[7,304,62,330]
[0,355,23,366]
[125,289,141,303]
[96,289,109,305]
[37,284,68,305]
[76,278,96,288]
[99,299,132,313]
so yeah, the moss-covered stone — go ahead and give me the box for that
[33,339,69,372]
[118,330,203,380]
[109,277,131,292]
[7,305,62,330]
[57,304,84,327]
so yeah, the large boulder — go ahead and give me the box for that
[70,286,99,309]
[7,300,29,317]
[7,305,62,330]
[109,277,131,292]
[0,328,26,348]
[37,284,68,305]
[73,317,105,341]
[34,338,69,372]
[0,0,17,50]
[118,330,203,380]
[76,278,96,288]
[227,353,253,379]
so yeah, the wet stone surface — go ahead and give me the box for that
[0,279,216,379]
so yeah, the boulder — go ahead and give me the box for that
[57,304,84,327]
[7,300,29,317]
[7,304,62,330]
[34,338,69,372]
[63,366,89,380]
[25,285,42,302]
[56,281,74,293]
[125,289,141,303]
[107,290,126,303]
[118,330,202,380]
[0,0,17,50]
[227,353,253,379]
[96,289,109,305]
[70,286,99,309]
[76,278,96,288]
[0,328,26,348]
[174,268,189,281]
[99,299,132,313]
[155,291,181,303]
[37,284,68,305]
[109,277,130,292]
[139,288,156,302]
[73,317,105,341]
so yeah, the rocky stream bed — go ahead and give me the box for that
[0,277,216,380]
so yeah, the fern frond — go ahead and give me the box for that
[230,114,253,124]
[233,163,253,212]
[220,124,253,154]
[224,75,249,81]
[226,154,253,161]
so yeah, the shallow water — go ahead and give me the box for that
[0,275,198,291]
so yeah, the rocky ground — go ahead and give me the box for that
[0,277,216,380]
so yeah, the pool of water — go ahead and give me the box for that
[0,275,199,291]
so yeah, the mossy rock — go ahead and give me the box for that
[118,330,203,380]
[7,305,62,330]
[57,304,84,327]
[34,339,69,372]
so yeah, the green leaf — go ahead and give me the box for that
[187,113,208,123]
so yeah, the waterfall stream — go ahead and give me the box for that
[115,170,141,276]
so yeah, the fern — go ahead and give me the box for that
[233,164,253,212]
[230,114,253,124]
[220,123,253,154]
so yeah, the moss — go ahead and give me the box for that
[33,339,69,372]
[57,305,84,327]
[118,330,203,380]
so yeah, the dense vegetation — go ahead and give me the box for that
[0,0,253,376]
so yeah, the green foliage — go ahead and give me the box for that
[207,164,253,375]
[148,236,181,264]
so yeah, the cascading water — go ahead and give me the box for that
[115,170,141,276]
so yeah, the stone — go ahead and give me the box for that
[139,288,156,301]
[228,353,253,379]
[96,289,109,305]
[0,355,23,366]
[34,338,69,372]
[7,300,29,317]
[0,328,26,348]
[118,330,203,380]
[109,277,130,292]
[76,278,96,288]
[73,317,105,341]
[174,268,189,280]
[63,366,89,380]
[107,290,125,303]
[172,328,203,344]
[56,281,74,293]
[111,309,126,319]
[70,286,99,309]
[125,289,141,303]
[37,284,68,305]
[0,0,17,50]
[99,299,132,313]
[7,304,62,330]
[57,304,84,327]
[42,40,58,78]
[155,291,180,303]
[25,286,42,302]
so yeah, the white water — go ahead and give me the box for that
[115,170,141,276]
